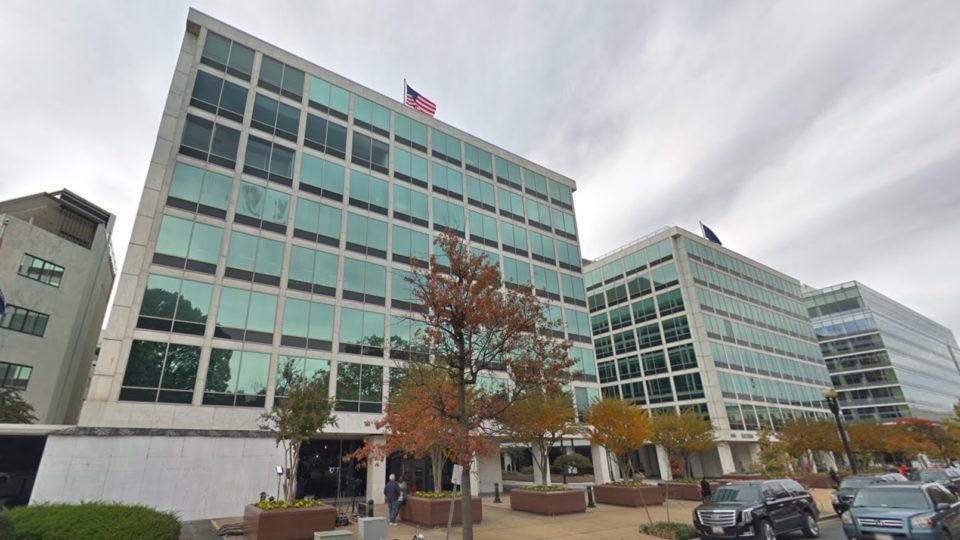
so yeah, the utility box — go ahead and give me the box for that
[357,516,388,540]
[315,531,353,539]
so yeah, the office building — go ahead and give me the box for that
[0,189,115,424]
[30,9,598,520]
[805,281,960,421]
[585,227,833,477]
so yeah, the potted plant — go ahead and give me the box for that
[245,366,338,540]
[401,490,483,527]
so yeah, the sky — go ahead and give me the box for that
[2,0,959,337]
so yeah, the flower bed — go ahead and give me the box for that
[243,503,336,540]
[510,487,585,515]
[595,483,664,507]
[401,493,482,527]
[661,481,722,501]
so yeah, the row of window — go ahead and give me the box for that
[597,343,698,384]
[703,313,821,363]
[684,237,802,300]
[718,370,832,408]
[697,286,816,342]
[0,361,32,390]
[600,372,705,405]
[591,289,685,337]
[195,38,576,210]
[594,315,692,360]
[0,305,49,337]
[690,261,807,320]
[725,401,830,432]
[710,342,831,386]
[584,239,674,291]
[587,262,678,313]
[17,254,65,288]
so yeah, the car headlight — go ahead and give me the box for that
[910,516,936,529]
[841,512,853,524]
[740,508,754,524]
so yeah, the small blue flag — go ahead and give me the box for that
[0,288,5,316]
[700,223,722,245]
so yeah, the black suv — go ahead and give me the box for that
[832,473,908,516]
[693,480,820,540]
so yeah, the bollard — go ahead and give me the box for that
[367,499,375,517]
[493,483,501,503]
[586,485,596,508]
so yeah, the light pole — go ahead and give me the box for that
[822,388,858,474]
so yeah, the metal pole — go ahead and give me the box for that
[493,483,501,503]
[828,396,858,474]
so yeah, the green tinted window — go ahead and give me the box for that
[120,340,200,403]
[394,148,428,186]
[335,361,384,412]
[495,156,522,188]
[431,162,463,198]
[392,224,430,264]
[395,114,428,151]
[500,221,527,252]
[533,265,560,296]
[502,256,530,285]
[203,350,270,407]
[345,213,388,257]
[308,76,350,118]
[353,96,391,136]
[342,258,387,303]
[431,130,462,163]
[523,168,549,198]
[258,55,304,99]
[548,179,573,208]
[393,184,430,226]
[338,307,386,357]
[201,31,254,78]
[299,153,345,197]
[467,176,496,210]
[348,170,389,212]
[432,197,465,233]
[464,143,493,178]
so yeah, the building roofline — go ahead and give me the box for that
[185,8,579,192]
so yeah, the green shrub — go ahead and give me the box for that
[520,485,570,492]
[9,502,180,540]
[520,465,534,474]
[0,510,14,540]
[640,522,698,540]
[255,498,324,510]
[606,480,648,487]
[553,452,593,471]
[411,491,458,498]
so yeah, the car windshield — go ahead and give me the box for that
[840,478,876,489]
[920,471,948,482]
[853,489,929,509]
[711,486,761,503]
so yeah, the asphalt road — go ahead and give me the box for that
[776,518,846,540]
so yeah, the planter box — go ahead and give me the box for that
[400,495,483,527]
[244,504,337,540]
[594,485,664,507]
[662,482,722,501]
[510,489,586,515]
[794,475,837,489]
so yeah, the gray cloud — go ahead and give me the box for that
[1,0,958,337]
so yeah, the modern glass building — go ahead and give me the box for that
[585,227,833,477]
[31,9,598,520]
[805,281,960,422]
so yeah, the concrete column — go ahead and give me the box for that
[590,443,612,484]
[531,446,552,485]
[366,436,387,503]
[475,447,502,495]
[716,442,736,475]
[820,451,838,472]
[656,445,673,481]
[469,455,481,496]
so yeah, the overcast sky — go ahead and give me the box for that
[2,0,959,338]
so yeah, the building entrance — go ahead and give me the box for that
[297,439,366,500]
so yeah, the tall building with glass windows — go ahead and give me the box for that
[30,9,598,520]
[805,281,960,422]
[0,189,115,425]
[584,227,833,478]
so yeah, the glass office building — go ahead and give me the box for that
[31,9,597,520]
[585,227,832,477]
[805,281,960,421]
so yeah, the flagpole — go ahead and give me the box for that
[403,78,406,104]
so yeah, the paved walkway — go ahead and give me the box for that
[186,488,835,540]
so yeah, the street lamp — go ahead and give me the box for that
[822,388,858,474]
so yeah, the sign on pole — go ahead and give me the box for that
[451,464,463,485]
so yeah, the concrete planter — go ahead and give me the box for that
[509,489,586,515]
[594,484,664,506]
[793,475,837,489]
[243,504,337,540]
[400,495,483,527]
[662,482,722,501]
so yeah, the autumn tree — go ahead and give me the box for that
[582,398,652,479]
[347,368,458,493]
[0,388,37,424]
[259,364,337,502]
[402,233,575,540]
[650,410,716,479]
[777,419,841,470]
[501,388,577,485]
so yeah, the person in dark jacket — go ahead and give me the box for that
[829,468,840,488]
[384,473,401,525]
[700,478,712,501]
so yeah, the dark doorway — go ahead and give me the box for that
[385,453,456,494]
[297,439,366,500]
[0,436,46,507]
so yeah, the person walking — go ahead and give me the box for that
[384,473,401,526]
[829,468,840,488]
[700,478,712,502]
[397,475,409,518]
[899,463,909,478]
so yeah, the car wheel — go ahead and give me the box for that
[801,513,820,538]
[759,520,777,540]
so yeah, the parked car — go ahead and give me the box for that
[833,473,909,516]
[842,483,960,540]
[693,479,820,540]
[914,470,960,496]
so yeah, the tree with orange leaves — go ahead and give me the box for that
[650,410,716,479]
[402,233,575,539]
[582,398,652,479]
[501,388,578,485]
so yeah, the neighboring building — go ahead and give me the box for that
[584,227,833,477]
[32,9,599,519]
[0,189,115,424]
[805,281,960,422]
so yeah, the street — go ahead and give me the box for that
[816,518,845,540]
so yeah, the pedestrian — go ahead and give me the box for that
[899,463,908,478]
[398,475,409,516]
[829,468,840,488]
[384,473,401,526]
[700,478,712,502]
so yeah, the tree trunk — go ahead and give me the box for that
[664,480,671,522]
[537,441,549,486]
[460,460,474,540]
[431,449,446,494]
[286,441,301,502]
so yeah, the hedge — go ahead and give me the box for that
[640,522,698,540]
[8,502,180,540]
[0,510,14,540]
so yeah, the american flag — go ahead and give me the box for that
[405,83,437,116]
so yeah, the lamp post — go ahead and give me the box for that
[822,388,858,474]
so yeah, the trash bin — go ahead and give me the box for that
[357,516,388,540]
